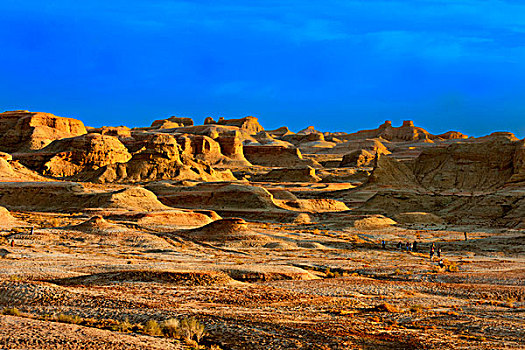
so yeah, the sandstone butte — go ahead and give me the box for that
[0,109,523,350]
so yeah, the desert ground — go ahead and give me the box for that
[0,111,523,349]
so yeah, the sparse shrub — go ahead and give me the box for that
[324,268,338,278]
[447,264,458,272]
[179,317,205,343]
[116,318,133,332]
[375,302,399,313]
[144,319,163,336]
[56,313,83,324]
[161,318,180,338]
[47,218,62,228]
[410,305,424,313]
[184,339,199,348]
[2,307,20,316]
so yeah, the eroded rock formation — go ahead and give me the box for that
[0,110,86,152]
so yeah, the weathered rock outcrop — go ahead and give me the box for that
[340,150,375,167]
[151,116,194,129]
[0,182,169,212]
[339,120,430,142]
[413,135,519,191]
[435,131,468,140]
[0,206,27,228]
[15,133,132,178]
[0,152,49,182]
[147,182,281,211]
[354,135,525,226]
[279,198,349,212]
[89,126,132,140]
[266,126,294,138]
[216,116,264,135]
[243,145,319,167]
[180,218,271,246]
[255,166,322,183]
[215,135,251,166]
[84,134,236,183]
[393,212,445,225]
[366,135,522,191]
[0,111,87,152]
[175,134,249,166]
[508,139,525,186]
[253,132,294,147]
[318,138,391,156]
[366,155,419,189]
[341,120,467,143]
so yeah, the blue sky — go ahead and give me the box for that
[0,0,524,137]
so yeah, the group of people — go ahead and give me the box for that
[381,240,443,260]
[429,243,442,260]
[392,240,418,252]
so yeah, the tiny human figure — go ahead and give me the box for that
[430,246,435,260]
[10,240,14,247]
[397,242,402,249]
[381,240,386,249]
[464,232,468,241]
[412,241,418,252]
[439,259,444,268]
[30,226,34,235]
[406,242,411,252]
[437,248,442,258]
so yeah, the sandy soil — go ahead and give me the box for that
[0,210,523,349]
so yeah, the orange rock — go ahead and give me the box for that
[0,110,86,152]
[217,116,264,135]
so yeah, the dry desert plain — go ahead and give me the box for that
[0,111,523,349]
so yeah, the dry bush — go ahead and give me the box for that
[179,317,205,343]
[116,318,133,332]
[144,319,163,336]
[410,305,424,313]
[56,313,83,324]
[47,218,63,228]
[161,318,180,338]
[2,307,20,316]
[324,268,340,278]
[375,302,399,313]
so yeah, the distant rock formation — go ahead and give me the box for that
[356,134,525,226]
[0,110,86,152]
[243,145,319,167]
[216,116,264,135]
[83,133,236,183]
[255,166,322,183]
[340,120,467,143]
[320,138,391,156]
[266,126,294,138]
[148,182,281,211]
[151,116,194,129]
